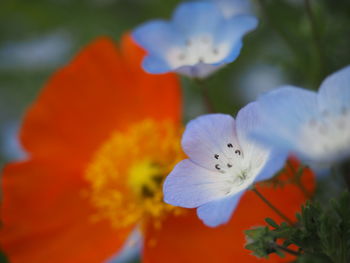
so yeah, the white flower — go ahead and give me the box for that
[163,103,286,227]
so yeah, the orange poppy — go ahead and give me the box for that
[0,33,314,263]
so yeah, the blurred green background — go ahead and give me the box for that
[0,0,350,262]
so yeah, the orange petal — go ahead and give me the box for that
[142,162,315,263]
[121,34,182,124]
[1,34,181,262]
[21,34,181,163]
[0,160,133,263]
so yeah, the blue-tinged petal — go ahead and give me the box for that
[181,114,240,171]
[236,102,287,182]
[214,0,253,18]
[172,2,224,36]
[215,15,258,46]
[216,41,243,65]
[253,86,318,151]
[318,65,350,115]
[255,149,287,182]
[211,15,257,65]
[132,20,184,56]
[197,192,243,227]
[163,159,232,208]
[175,63,224,78]
[142,55,171,74]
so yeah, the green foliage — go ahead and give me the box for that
[0,251,8,263]
[245,192,350,263]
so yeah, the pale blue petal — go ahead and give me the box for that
[163,159,231,208]
[197,192,243,227]
[214,0,252,18]
[172,2,224,36]
[318,65,350,114]
[175,63,223,78]
[216,41,243,65]
[236,102,262,150]
[142,55,171,74]
[253,86,318,151]
[215,15,258,46]
[181,114,239,171]
[213,15,257,65]
[132,20,184,56]
[255,149,287,182]
[236,102,287,182]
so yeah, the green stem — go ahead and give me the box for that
[274,244,301,257]
[304,0,325,81]
[334,161,350,191]
[251,187,294,225]
[193,78,215,113]
[287,161,313,199]
[256,0,300,57]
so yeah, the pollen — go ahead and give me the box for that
[85,119,184,229]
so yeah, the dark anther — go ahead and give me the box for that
[215,164,221,170]
[212,48,219,55]
[214,154,219,159]
[141,185,154,198]
[235,149,241,155]
[152,175,163,185]
[227,163,232,168]
[227,143,233,148]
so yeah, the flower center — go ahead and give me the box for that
[299,107,350,161]
[212,142,256,189]
[85,119,184,229]
[167,35,229,68]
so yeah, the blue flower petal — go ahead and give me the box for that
[214,15,258,64]
[172,1,224,37]
[255,149,287,182]
[181,114,239,171]
[175,63,224,78]
[142,55,172,74]
[216,15,258,44]
[318,65,350,115]
[253,86,318,151]
[197,192,243,227]
[217,41,243,65]
[236,102,287,182]
[132,20,184,57]
[163,159,232,208]
[214,0,252,18]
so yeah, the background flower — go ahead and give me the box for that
[132,1,258,78]
[213,0,253,18]
[252,65,350,166]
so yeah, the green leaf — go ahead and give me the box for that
[265,217,279,228]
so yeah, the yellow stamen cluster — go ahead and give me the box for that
[85,119,184,229]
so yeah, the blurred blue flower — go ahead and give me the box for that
[213,0,253,18]
[0,31,72,70]
[238,63,286,103]
[163,103,286,227]
[0,121,27,161]
[132,1,258,78]
[252,65,350,166]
